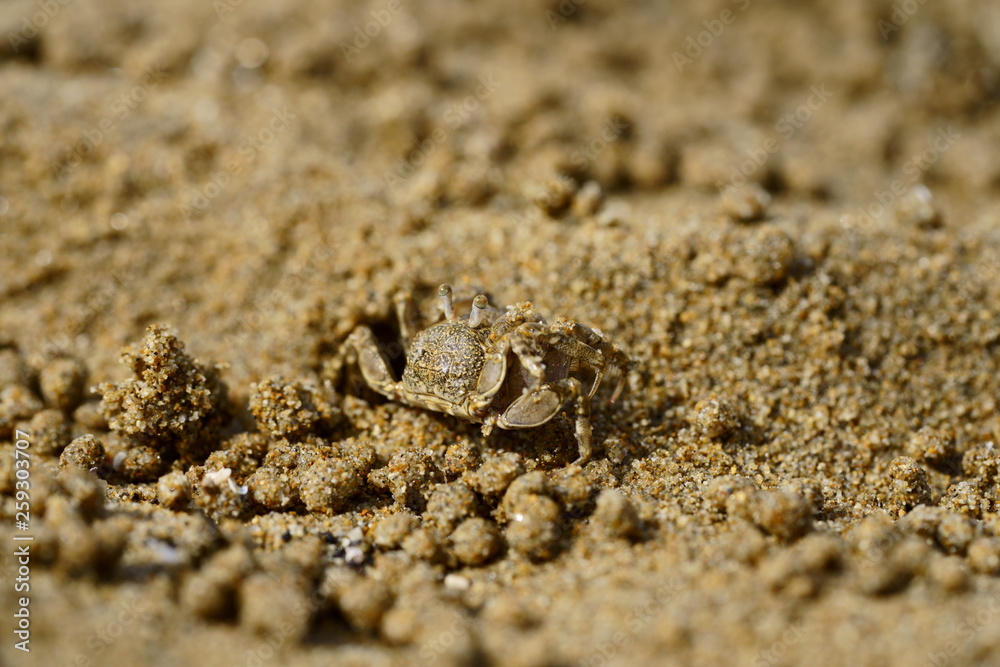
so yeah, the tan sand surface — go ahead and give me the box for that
[1,1,1000,665]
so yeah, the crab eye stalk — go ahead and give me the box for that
[438,283,455,320]
[469,294,489,328]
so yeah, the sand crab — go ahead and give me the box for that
[339,284,630,465]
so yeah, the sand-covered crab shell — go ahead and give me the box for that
[339,284,630,465]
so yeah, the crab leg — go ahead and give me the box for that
[508,323,547,381]
[342,326,405,401]
[550,319,630,401]
[488,301,543,339]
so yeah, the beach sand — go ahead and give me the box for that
[2,0,1000,665]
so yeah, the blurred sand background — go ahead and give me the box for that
[1,0,1000,665]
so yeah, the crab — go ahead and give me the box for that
[338,284,630,465]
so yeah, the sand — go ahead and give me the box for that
[2,0,1000,665]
